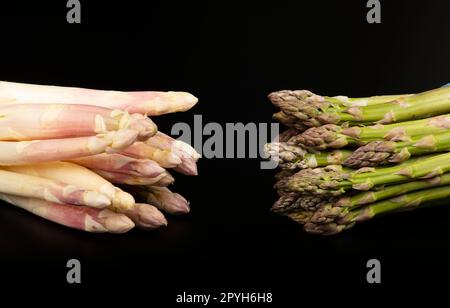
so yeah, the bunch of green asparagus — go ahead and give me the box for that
[267,85,450,235]
[0,81,200,233]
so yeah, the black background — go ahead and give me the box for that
[1,0,450,304]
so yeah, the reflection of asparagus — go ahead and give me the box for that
[304,185,450,235]
[270,87,450,127]
[264,142,351,169]
[311,173,450,224]
[276,153,450,196]
[344,131,450,168]
[291,115,450,151]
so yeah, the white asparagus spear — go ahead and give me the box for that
[0,194,134,233]
[67,153,165,177]
[0,169,111,208]
[0,129,138,165]
[146,132,201,161]
[93,169,174,186]
[0,81,198,115]
[145,132,200,175]
[121,141,181,168]
[3,162,134,211]
[122,203,167,230]
[141,186,190,215]
[0,104,156,141]
[173,157,198,176]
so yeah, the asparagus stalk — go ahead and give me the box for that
[0,104,156,141]
[272,111,310,131]
[0,194,134,233]
[270,86,450,127]
[173,157,199,176]
[276,153,450,195]
[275,169,297,182]
[286,210,314,225]
[67,153,165,177]
[264,142,352,169]
[0,169,111,208]
[0,81,198,116]
[344,131,450,168]
[145,132,201,161]
[269,89,411,108]
[4,162,135,210]
[145,132,200,175]
[0,129,138,165]
[139,186,190,215]
[291,115,450,151]
[275,159,433,214]
[122,203,167,230]
[278,128,302,142]
[270,90,410,127]
[93,169,174,186]
[121,141,182,168]
[271,193,298,213]
[288,124,362,150]
[311,173,450,224]
[272,193,333,213]
[304,185,450,235]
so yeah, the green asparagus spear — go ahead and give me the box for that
[344,130,450,168]
[276,153,450,196]
[264,142,352,169]
[269,90,411,108]
[271,86,450,127]
[311,172,450,224]
[278,128,302,142]
[304,185,450,235]
[286,210,314,225]
[272,193,334,213]
[291,114,450,151]
[273,111,309,131]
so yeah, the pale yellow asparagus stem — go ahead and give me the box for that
[3,162,134,211]
[0,104,156,141]
[93,169,174,186]
[0,81,198,115]
[0,129,138,165]
[123,203,167,230]
[0,194,134,233]
[0,169,110,208]
[121,141,181,168]
[67,153,165,177]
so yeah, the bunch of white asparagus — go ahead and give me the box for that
[0,81,200,233]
